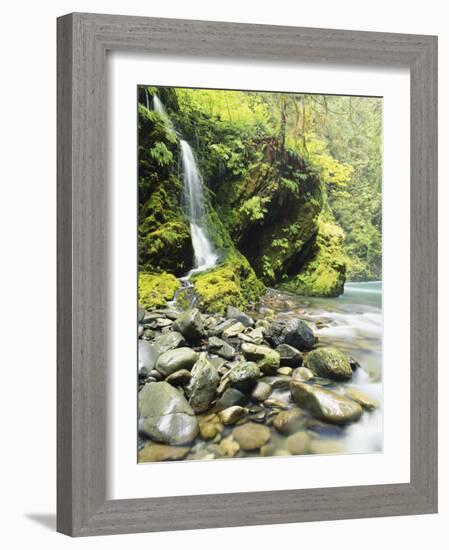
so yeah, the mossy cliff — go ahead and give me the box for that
[138,103,193,276]
[138,87,353,313]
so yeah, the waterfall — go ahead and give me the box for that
[152,95,218,275]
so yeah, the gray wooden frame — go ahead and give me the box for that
[57,12,438,537]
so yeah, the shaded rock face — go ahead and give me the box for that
[304,346,352,381]
[268,318,316,351]
[290,381,363,425]
[155,347,199,377]
[139,381,199,444]
[172,308,205,340]
[187,354,220,413]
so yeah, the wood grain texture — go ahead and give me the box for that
[57,12,438,536]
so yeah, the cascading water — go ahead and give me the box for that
[152,94,218,276]
[179,140,218,274]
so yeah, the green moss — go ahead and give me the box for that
[280,218,348,297]
[139,220,193,276]
[192,250,265,314]
[138,272,180,309]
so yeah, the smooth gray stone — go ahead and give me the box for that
[138,381,199,445]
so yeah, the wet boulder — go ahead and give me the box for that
[138,381,199,445]
[153,331,185,354]
[226,305,254,327]
[290,381,363,425]
[155,347,199,378]
[241,343,280,374]
[304,346,352,381]
[208,336,235,360]
[268,318,316,350]
[187,354,219,413]
[276,344,303,367]
[228,362,260,391]
[138,341,160,377]
[172,308,205,340]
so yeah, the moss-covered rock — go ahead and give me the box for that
[304,346,353,381]
[138,272,180,309]
[192,249,265,315]
[280,218,347,297]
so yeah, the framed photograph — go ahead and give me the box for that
[57,13,438,536]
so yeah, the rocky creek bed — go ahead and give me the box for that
[137,286,381,462]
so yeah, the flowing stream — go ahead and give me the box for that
[153,95,218,276]
[261,281,383,454]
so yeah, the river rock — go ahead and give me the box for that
[165,369,192,387]
[278,366,293,376]
[269,319,316,350]
[139,381,199,444]
[226,305,254,327]
[198,413,223,440]
[310,439,345,455]
[304,346,352,380]
[138,443,190,462]
[241,343,280,374]
[251,381,272,401]
[218,436,240,458]
[138,341,160,376]
[273,408,306,434]
[218,406,248,425]
[172,308,205,340]
[153,331,185,354]
[242,327,265,344]
[233,422,271,450]
[223,321,246,338]
[138,308,146,322]
[276,344,303,367]
[155,347,199,377]
[208,318,236,337]
[228,362,260,391]
[187,354,219,413]
[214,388,248,411]
[285,432,311,455]
[292,366,315,382]
[290,381,363,424]
[208,336,235,360]
[344,387,378,410]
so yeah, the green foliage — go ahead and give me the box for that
[138,272,180,309]
[239,196,270,222]
[149,142,173,166]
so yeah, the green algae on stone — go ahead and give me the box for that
[138,272,180,309]
[304,346,353,381]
